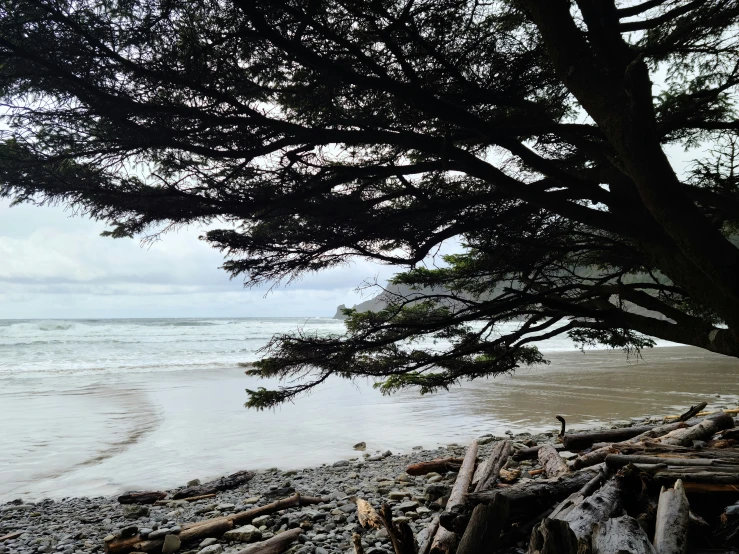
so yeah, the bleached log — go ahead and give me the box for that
[549,469,606,520]
[416,516,439,554]
[473,440,511,492]
[538,444,568,478]
[653,480,689,554]
[591,515,656,554]
[563,425,657,450]
[234,528,303,554]
[605,454,720,468]
[657,412,734,446]
[569,445,615,471]
[429,440,478,554]
[513,444,565,461]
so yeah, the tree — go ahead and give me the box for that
[1,0,738,408]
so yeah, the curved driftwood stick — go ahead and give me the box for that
[234,528,303,554]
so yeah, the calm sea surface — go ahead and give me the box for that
[1,317,737,501]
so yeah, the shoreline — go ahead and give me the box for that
[2,409,735,554]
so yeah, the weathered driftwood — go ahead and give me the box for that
[657,413,735,446]
[172,470,255,499]
[356,498,383,529]
[1,532,25,542]
[379,503,417,554]
[548,469,607,520]
[473,439,511,492]
[527,518,578,554]
[605,454,726,469]
[591,515,656,554]
[234,528,303,554]
[405,458,463,476]
[351,533,365,554]
[513,443,564,461]
[467,467,602,520]
[155,493,216,505]
[532,477,622,544]
[117,491,167,505]
[653,479,689,554]
[676,402,709,422]
[416,516,439,554]
[563,425,657,451]
[429,440,478,554]
[538,444,569,478]
[456,495,509,554]
[569,445,614,471]
[653,470,739,484]
[105,493,327,554]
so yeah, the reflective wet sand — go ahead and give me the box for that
[1,346,737,501]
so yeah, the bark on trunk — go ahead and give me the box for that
[456,495,509,554]
[233,528,303,554]
[473,440,511,492]
[538,444,569,478]
[653,480,689,554]
[429,440,478,554]
[591,515,656,554]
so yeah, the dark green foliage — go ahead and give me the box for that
[1,0,738,408]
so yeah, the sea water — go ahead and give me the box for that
[1,317,736,501]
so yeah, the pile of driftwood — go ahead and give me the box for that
[361,402,739,554]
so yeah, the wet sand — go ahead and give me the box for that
[1,345,737,502]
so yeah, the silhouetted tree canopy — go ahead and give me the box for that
[1,0,738,408]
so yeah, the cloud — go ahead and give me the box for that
[0,200,401,318]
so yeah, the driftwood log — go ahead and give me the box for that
[357,498,383,530]
[467,467,602,520]
[657,413,735,446]
[473,440,511,492]
[455,495,509,554]
[351,533,364,554]
[538,444,568,478]
[429,440,478,554]
[406,458,464,476]
[591,515,656,554]
[563,425,658,451]
[172,470,255,500]
[513,444,564,461]
[379,503,417,554]
[417,516,439,554]
[527,518,578,554]
[605,454,731,469]
[117,491,167,505]
[233,528,303,554]
[569,445,615,471]
[653,480,689,554]
[104,493,328,554]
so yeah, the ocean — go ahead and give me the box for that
[1,317,737,502]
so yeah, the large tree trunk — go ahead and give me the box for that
[653,480,689,554]
[429,440,478,554]
[473,440,511,492]
[591,515,656,554]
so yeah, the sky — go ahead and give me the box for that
[0,198,401,319]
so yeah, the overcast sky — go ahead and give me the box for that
[0,198,403,319]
